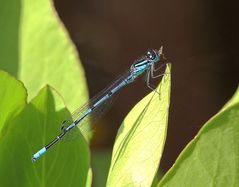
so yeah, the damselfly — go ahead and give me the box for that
[32,47,166,161]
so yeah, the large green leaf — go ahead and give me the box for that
[158,87,239,187]
[107,64,171,186]
[0,86,90,187]
[0,70,27,131]
[0,0,88,112]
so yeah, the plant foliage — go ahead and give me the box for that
[0,72,90,187]
[158,88,239,187]
[107,65,171,186]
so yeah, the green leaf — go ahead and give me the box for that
[0,0,20,76]
[0,0,88,113]
[0,70,27,131]
[107,64,171,186]
[221,86,239,111]
[86,168,93,187]
[92,149,112,186]
[158,88,239,187]
[0,86,90,187]
[0,0,91,140]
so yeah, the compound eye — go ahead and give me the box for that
[146,50,156,60]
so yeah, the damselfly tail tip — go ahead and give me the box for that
[32,156,37,162]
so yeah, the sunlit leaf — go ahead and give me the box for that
[0,0,88,113]
[0,86,90,187]
[158,87,239,187]
[221,86,239,111]
[0,0,91,140]
[86,168,93,187]
[107,64,171,186]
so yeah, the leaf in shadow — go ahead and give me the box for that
[0,86,90,187]
[158,87,239,187]
[0,70,27,132]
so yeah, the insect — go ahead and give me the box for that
[32,47,166,161]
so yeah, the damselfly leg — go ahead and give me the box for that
[32,48,167,161]
[145,61,168,94]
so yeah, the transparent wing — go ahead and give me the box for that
[60,70,132,141]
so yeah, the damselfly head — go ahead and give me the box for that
[146,46,166,63]
[146,49,158,61]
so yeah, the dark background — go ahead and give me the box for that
[53,0,238,173]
